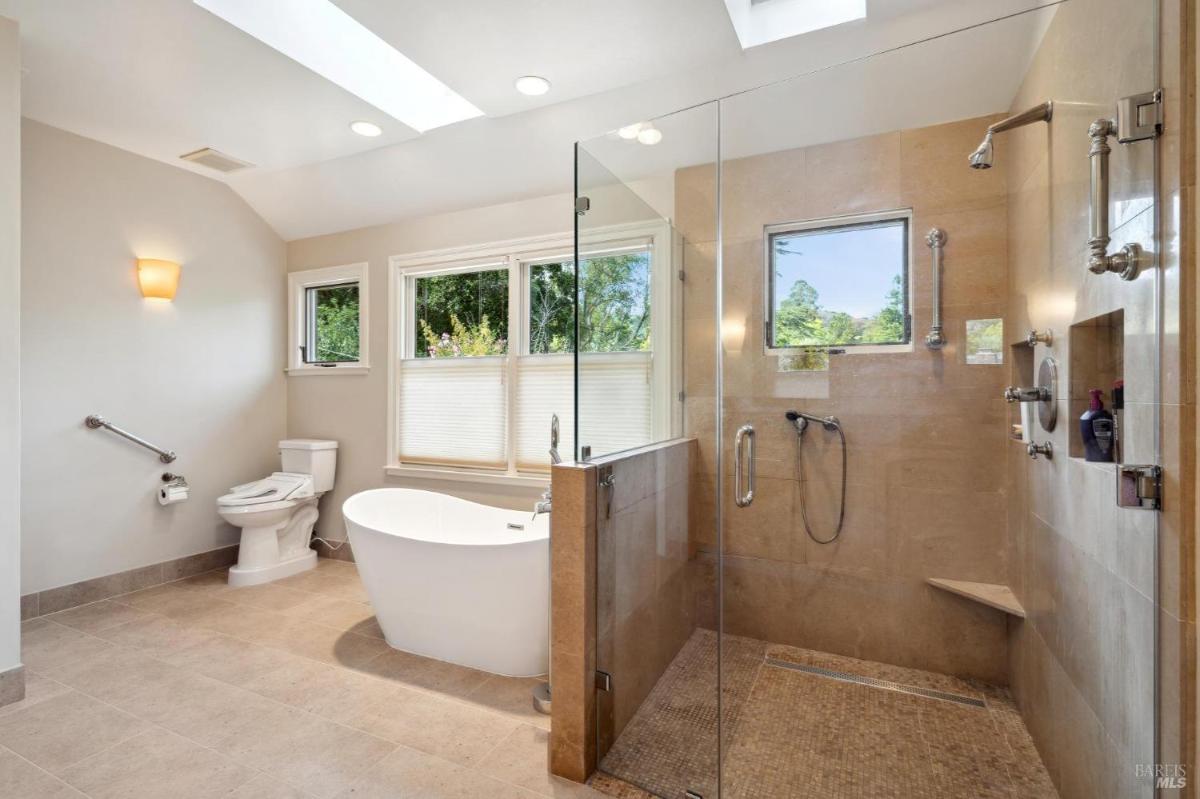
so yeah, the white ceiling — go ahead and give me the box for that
[0,0,1058,240]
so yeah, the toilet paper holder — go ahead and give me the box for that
[159,472,189,505]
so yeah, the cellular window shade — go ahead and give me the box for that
[515,355,575,471]
[399,357,507,468]
[577,352,653,459]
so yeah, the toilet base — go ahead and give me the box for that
[228,548,317,588]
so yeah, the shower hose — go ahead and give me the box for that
[795,422,847,545]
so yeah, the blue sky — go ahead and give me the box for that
[773,222,905,318]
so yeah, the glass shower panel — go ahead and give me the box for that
[578,101,720,797]
[715,2,1159,796]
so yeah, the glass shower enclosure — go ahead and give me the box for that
[575,1,1165,796]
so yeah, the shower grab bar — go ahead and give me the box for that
[85,414,177,463]
[733,424,755,508]
[924,228,947,350]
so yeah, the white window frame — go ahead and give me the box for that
[764,208,914,357]
[287,263,370,375]
[385,221,678,485]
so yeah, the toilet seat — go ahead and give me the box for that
[218,472,313,508]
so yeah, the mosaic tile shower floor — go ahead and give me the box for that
[594,629,1057,799]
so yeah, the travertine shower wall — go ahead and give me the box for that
[1002,0,1194,796]
[675,114,1014,684]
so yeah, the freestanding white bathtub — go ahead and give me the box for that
[343,488,550,677]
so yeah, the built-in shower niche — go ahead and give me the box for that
[1068,309,1124,459]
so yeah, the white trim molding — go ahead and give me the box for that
[287,262,370,375]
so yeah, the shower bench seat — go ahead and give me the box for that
[926,577,1026,618]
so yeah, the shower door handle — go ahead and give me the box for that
[734,424,756,508]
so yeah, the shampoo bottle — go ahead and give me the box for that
[1079,388,1114,462]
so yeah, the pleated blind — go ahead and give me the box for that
[577,351,653,459]
[398,356,507,468]
[515,355,575,470]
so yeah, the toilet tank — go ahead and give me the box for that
[279,439,338,493]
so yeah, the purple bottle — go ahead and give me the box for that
[1079,388,1114,462]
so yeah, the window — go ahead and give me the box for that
[766,210,911,352]
[288,263,368,374]
[387,225,676,482]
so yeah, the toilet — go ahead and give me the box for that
[218,439,337,587]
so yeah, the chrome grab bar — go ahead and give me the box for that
[924,228,947,349]
[733,424,756,508]
[85,414,177,463]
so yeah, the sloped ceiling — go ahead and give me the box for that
[0,0,1057,240]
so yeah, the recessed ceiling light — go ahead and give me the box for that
[618,123,642,140]
[350,120,383,137]
[637,126,663,146]
[194,0,483,133]
[514,76,551,96]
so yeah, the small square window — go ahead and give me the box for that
[767,212,911,350]
[288,262,368,373]
[304,282,360,364]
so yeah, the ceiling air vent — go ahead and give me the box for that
[178,147,253,173]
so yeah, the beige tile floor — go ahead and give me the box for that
[597,629,1059,799]
[1,558,606,799]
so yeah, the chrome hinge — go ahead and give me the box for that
[1117,464,1162,510]
[678,269,685,282]
[595,670,612,692]
[598,466,616,519]
[575,196,591,215]
[1117,89,1163,143]
[677,391,685,403]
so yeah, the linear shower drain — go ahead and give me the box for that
[764,658,987,708]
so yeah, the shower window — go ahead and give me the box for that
[766,210,911,351]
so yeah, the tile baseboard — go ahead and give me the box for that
[0,665,24,709]
[21,544,240,618]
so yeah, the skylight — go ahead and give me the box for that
[194,0,483,133]
[723,0,866,50]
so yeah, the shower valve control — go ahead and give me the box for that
[1027,442,1053,460]
[1025,329,1053,347]
[1004,385,1050,403]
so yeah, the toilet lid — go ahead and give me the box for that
[218,473,311,507]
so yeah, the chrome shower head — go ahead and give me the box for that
[967,101,1052,171]
[785,410,808,435]
[968,133,994,169]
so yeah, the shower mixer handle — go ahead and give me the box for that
[1004,385,1050,403]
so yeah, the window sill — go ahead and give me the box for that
[286,365,370,376]
[384,463,549,489]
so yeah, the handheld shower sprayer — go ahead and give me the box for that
[785,410,847,545]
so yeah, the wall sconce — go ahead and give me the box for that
[136,259,181,300]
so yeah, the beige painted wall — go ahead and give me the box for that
[285,193,577,540]
[1002,0,1166,795]
[677,113,1012,684]
[0,15,21,673]
[20,120,287,594]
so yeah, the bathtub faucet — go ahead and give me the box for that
[532,487,552,520]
